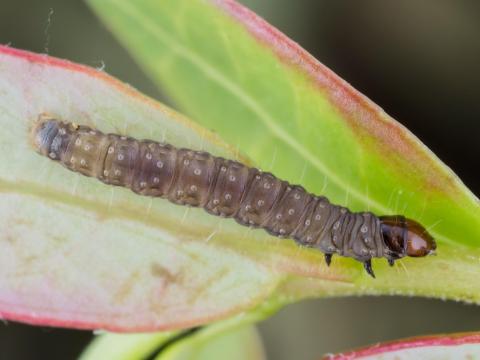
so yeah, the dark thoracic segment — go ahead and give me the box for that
[33,119,389,277]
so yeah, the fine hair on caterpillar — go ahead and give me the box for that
[31,116,437,278]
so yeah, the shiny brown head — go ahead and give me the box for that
[379,215,436,259]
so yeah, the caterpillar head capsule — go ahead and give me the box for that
[379,215,436,259]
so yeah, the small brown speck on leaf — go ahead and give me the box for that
[150,262,178,284]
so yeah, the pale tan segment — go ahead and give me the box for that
[101,135,139,188]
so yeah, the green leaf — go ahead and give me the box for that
[79,331,179,360]
[323,332,480,359]
[88,0,480,302]
[81,317,265,360]
[155,323,265,360]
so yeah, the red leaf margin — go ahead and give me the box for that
[213,0,468,198]
[0,45,225,147]
[323,332,480,359]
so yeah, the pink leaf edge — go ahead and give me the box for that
[214,0,469,199]
[323,332,480,359]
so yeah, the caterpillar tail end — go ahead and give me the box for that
[30,114,60,157]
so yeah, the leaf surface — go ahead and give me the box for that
[0,46,305,331]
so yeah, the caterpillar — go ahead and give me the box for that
[31,116,436,278]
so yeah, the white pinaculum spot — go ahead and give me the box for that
[257,199,265,207]
[75,138,81,146]
[146,153,152,160]
[80,159,86,166]
[117,154,124,161]
[153,177,160,184]
[361,225,368,233]
[288,208,295,215]
[156,160,164,168]
[108,146,114,154]
[194,168,202,176]
[225,193,232,200]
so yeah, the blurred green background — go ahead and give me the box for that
[1,0,479,359]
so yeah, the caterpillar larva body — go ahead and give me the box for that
[32,118,436,277]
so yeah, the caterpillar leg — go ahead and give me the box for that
[363,259,375,278]
[324,253,332,267]
[387,258,395,267]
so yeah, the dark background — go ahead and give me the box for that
[1,0,479,359]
